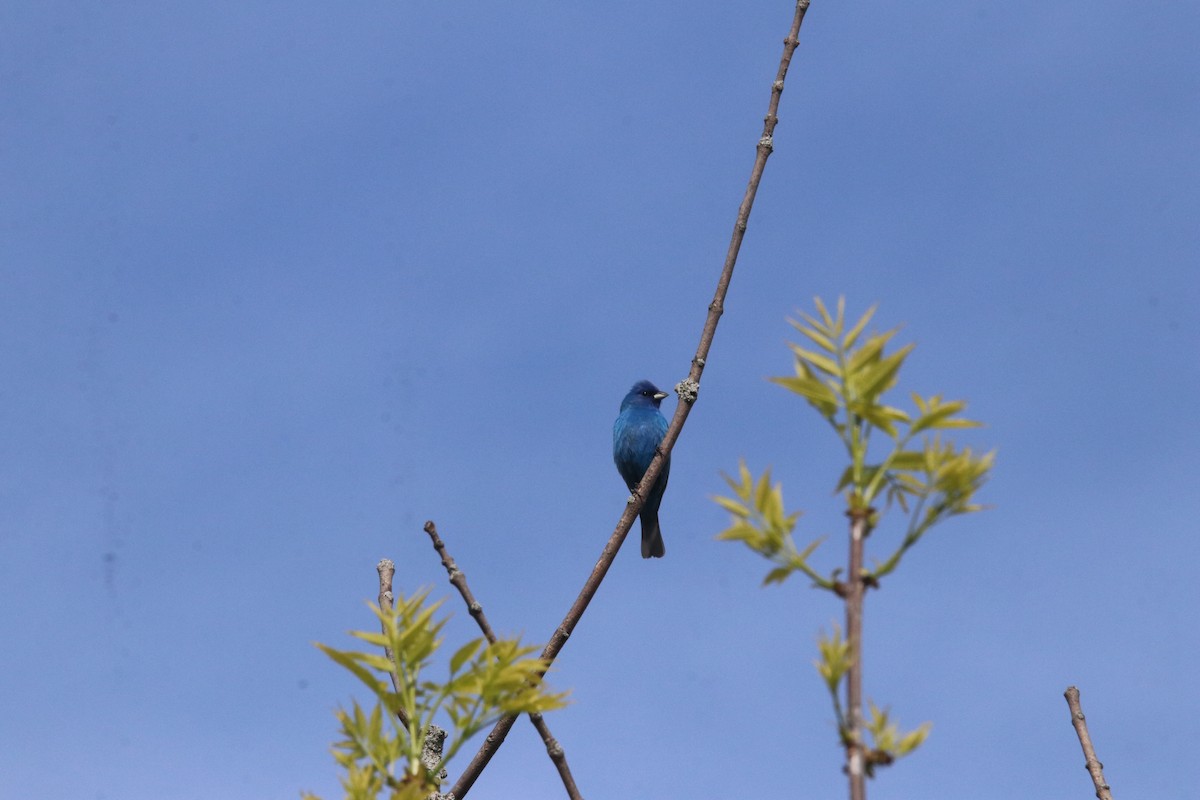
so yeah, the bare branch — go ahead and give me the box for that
[450,3,815,796]
[424,521,584,800]
[844,509,869,800]
[378,559,450,796]
[1064,686,1115,800]
[376,558,409,729]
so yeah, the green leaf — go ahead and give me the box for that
[794,328,839,357]
[813,296,836,330]
[763,566,793,585]
[897,722,932,755]
[842,303,877,350]
[450,638,484,675]
[789,343,840,375]
[793,536,823,563]
[350,630,392,649]
[836,463,886,493]
[753,469,773,512]
[737,459,753,494]
[770,375,838,417]
[855,402,906,438]
[846,329,897,374]
[317,645,389,698]
[714,522,760,544]
[910,396,981,434]
[857,344,914,401]
[814,625,852,692]
[712,494,751,517]
[888,450,926,471]
[793,310,825,335]
[929,417,983,429]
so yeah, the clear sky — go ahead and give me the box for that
[2,2,1198,799]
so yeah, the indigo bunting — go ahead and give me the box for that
[613,380,670,558]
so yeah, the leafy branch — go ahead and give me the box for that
[715,461,832,590]
[306,589,568,800]
[714,297,992,799]
[739,297,994,586]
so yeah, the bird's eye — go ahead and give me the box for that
[642,390,651,396]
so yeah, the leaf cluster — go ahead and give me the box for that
[714,297,993,586]
[810,626,930,771]
[714,461,831,589]
[307,588,569,800]
[712,298,992,780]
[862,701,931,777]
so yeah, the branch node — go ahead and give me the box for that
[758,134,774,152]
[422,724,448,777]
[1064,685,1115,800]
[675,379,699,404]
[469,601,483,615]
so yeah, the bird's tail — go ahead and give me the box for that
[640,513,666,559]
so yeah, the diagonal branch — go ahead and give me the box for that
[449,3,814,797]
[1064,686,1115,800]
[424,521,584,800]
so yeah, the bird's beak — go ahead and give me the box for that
[653,391,669,400]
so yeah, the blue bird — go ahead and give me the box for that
[613,380,671,558]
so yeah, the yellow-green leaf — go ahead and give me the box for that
[858,344,913,400]
[763,566,793,585]
[450,638,484,675]
[712,494,751,517]
[770,375,838,416]
[789,343,840,375]
[842,303,878,350]
[890,450,925,469]
[795,327,838,357]
[754,469,773,512]
[846,329,896,374]
[813,296,836,329]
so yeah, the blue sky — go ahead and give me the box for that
[2,2,1198,798]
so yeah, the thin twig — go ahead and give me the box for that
[1064,686,1115,800]
[424,521,584,800]
[376,558,410,729]
[449,4,814,797]
[843,510,869,800]
[378,558,448,796]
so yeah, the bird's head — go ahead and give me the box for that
[622,380,669,411]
